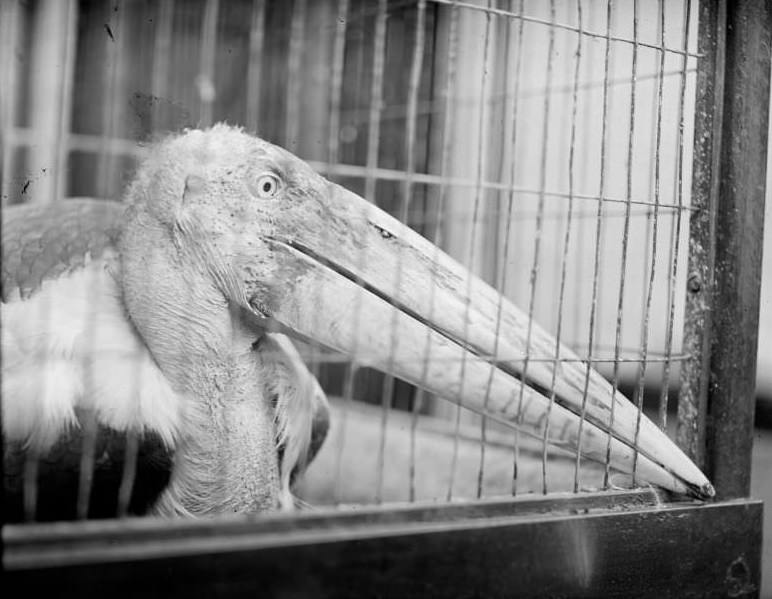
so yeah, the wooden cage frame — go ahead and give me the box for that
[2,0,769,596]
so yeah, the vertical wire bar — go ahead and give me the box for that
[661,199,677,423]
[148,3,179,513]
[331,0,375,505]
[246,0,266,134]
[286,0,306,150]
[347,1,368,154]
[96,0,122,199]
[198,0,219,127]
[327,0,352,500]
[414,1,461,504]
[364,0,388,202]
[542,0,582,495]
[77,255,109,519]
[596,0,616,490]
[363,0,388,503]
[398,0,426,503]
[375,273,396,499]
[296,0,325,388]
[326,0,349,183]
[116,431,139,517]
[326,0,366,506]
[117,3,176,512]
[604,0,639,490]
[151,0,174,132]
[23,0,77,206]
[518,0,556,490]
[633,202,653,397]
[0,0,19,206]
[659,0,692,431]
[80,0,119,520]
[53,0,77,205]
[469,1,493,500]
[375,0,425,505]
[477,5,519,500]
[630,10,663,424]
[504,0,526,497]
[118,294,149,514]
[76,412,99,519]
[408,387,423,502]
[22,452,39,522]
[297,3,334,397]
[631,0,667,483]
[397,1,426,227]
[16,2,78,519]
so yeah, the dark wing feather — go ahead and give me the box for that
[2,199,124,302]
[4,421,173,522]
[2,199,176,521]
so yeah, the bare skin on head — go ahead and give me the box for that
[119,126,329,515]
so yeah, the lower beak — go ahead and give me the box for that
[252,182,714,499]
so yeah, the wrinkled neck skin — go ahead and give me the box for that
[120,212,280,516]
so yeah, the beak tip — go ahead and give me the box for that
[701,482,716,499]
[686,480,715,500]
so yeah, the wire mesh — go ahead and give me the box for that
[1,0,701,521]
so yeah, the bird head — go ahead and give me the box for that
[118,125,343,514]
[117,124,712,514]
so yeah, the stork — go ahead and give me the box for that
[1,125,713,521]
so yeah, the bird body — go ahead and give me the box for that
[2,201,179,451]
[2,125,712,521]
[3,195,327,519]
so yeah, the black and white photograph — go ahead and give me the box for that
[1,0,771,596]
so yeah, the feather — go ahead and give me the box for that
[256,333,329,510]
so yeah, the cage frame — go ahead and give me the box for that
[2,0,769,596]
[3,491,764,598]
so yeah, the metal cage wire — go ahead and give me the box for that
[1,0,702,518]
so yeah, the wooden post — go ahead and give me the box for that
[678,0,727,474]
[679,0,771,500]
[707,0,771,500]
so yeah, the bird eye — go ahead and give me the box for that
[251,173,282,199]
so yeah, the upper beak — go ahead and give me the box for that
[251,181,714,499]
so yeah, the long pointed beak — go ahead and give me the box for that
[252,182,714,499]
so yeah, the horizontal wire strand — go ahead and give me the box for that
[3,127,697,213]
[430,0,702,58]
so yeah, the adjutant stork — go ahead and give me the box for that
[1,125,713,521]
